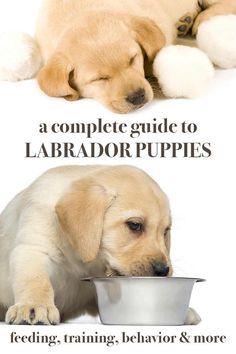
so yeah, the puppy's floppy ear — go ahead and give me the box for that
[127,16,166,61]
[37,53,79,101]
[55,179,114,263]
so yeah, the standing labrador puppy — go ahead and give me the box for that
[0,165,199,325]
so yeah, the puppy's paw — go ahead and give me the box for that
[197,15,236,69]
[176,13,193,37]
[6,304,60,325]
[0,32,42,81]
[153,45,215,99]
[185,308,201,325]
[192,12,212,35]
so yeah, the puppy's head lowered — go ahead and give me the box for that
[55,167,172,276]
[38,14,166,113]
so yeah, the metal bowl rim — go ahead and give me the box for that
[81,276,206,282]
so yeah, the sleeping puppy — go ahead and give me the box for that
[0,165,199,325]
[36,0,236,113]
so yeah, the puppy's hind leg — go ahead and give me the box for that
[197,14,236,69]
[192,1,236,34]
[6,246,60,325]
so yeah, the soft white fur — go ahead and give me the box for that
[197,15,236,69]
[0,32,42,81]
[153,45,215,98]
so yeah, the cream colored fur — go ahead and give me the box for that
[35,0,236,112]
[35,0,200,61]
[1,1,235,112]
[0,165,180,324]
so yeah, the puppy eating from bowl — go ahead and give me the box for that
[0,165,200,325]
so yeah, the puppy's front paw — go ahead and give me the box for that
[185,308,201,325]
[176,13,193,37]
[6,304,60,325]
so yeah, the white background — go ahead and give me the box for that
[0,1,236,353]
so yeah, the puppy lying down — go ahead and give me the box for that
[35,0,236,112]
[0,0,236,111]
[0,165,200,325]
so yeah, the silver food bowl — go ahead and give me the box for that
[83,277,205,326]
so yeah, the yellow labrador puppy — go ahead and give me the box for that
[36,0,236,113]
[0,165,199,325]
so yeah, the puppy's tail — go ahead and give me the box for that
[0,31,42,82]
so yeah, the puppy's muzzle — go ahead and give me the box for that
[126,88,146,106]
[152,262,170,277]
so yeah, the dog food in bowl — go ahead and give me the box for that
[82,277,205,326]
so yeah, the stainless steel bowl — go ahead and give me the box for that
[83,277,205,326]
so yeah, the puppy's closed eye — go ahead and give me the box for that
[90,76,111,83]
[129,54,138,66]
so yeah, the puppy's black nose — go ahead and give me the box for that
[153,262,170,277]
[126,88,146,106]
